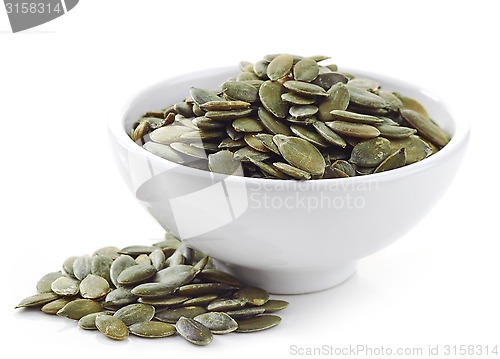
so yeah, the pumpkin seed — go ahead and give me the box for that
[222,81,259,102]
[182,294,219,307]
[374,148,406,173]
[266,53,294,81]
[253,60,269,79]
[259,299,289,313]
[129,321,176,338]
[312,120,347,148]
[80,274,110,299]
[329,110,384,125]
[131,283,175,298]
[208,150,244,176]
[331,160,356,177]
[110,255,137,287]
[233,146,271,162]
[394,92,430,118]
[176,283,235,296]
[219,137,246,150]
[259,81,289,118]
[235,315,282,332]
[272,162,312,180]
[283,80,327,97]
[200,100,250,111]
[313,72,348,90]
[118,245,156,256]
[194,312,238,334]
[376,124,417,138]
[273,134,326,176]
[204,108,253,121]
[289,105,318,118]
[117,264,157,285]
[350,137,392,167]
[281,92,315,105]
[153,265,198,287]
[234,287,269,306]
[36,271,64,293]
[254,133,281,154]
[156,306,207,323]
[57,299,102,320]
[62,257,77,277]
[348,77,380,90]
[190,87,221,106]
[257,107,292,135]
[176,317,213,345]
[401,109,450,148]
[317,82,350,121]
[226,307,266,319]
[174,102,195,117]
[51,277,80,296]
[197,269,242,287]
[389,135,433,164]
[73,255,91,281]
[104,287,138,307]
[246,157,289,179]
[138,295,191,307]
[207,299,245,312]
[244,134,270,152]
[150,125,193,145]
[232,117,264,133]
[149,249,166,271]
[114,303,155,326]
[91,254,113,285]
[171,142,208,159]
[15,292,60,309]
[293,58,319,82]
[78,312,110,330]
[345,84,388,108]
[95,315,129,340]
[326,121,381,139]
[41,297,75,315]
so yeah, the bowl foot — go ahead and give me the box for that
[213,260,357,295]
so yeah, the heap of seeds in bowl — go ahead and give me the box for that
[131,53,451,179]
[15,233,288,345]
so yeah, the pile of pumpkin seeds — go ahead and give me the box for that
[15,233,288,345]
[131,53,451,179]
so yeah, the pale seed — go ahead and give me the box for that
[51,277,80,296]
[80,274,110,299]
[259,81,289,118]
[326,121,381,139]
[266,53,294,81]
[293,58,319,82]
[117,264,157,285]
[156,306,207,323]
[114,303,155,326]
[57,298,102,320]
[129,321,176,338]
[16,292,60,309]
[194,312,238,334]
[176,317,213,346]
[95,315,129,340]
[235,315,281,332]
[36,271,64,293]
[208,150,244,176]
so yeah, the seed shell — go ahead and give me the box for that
[259,299,289,313]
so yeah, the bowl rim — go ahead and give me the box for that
[109,66,470,186]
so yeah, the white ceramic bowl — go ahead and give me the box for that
[109,67,469,294]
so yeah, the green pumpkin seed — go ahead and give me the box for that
[78,312,110,330]
[313,72,348,90]
[331,160,356,177]
[150,125,193,145]
[283,80,327,97]
[57,298,102,320]
[189,87,221,106]
[176,317,213,345]
[326,121,381,139]
[235,315,281,332]
[281,92,315,105]
[197,269,242,287]
[176,283,235,296]
[394,92,430,118]
[170,142,208,159]
[273,134,326,176]
[149,249,166,271]
[348,77,380,90]
[257,107,292,135]
[289,105,318,119]
[272,162,312,180]
[345,84,388,108]
[218,137,247,150]
[226,307,266,319]
[174,102,195,117]
[246,157,289,179]
[200,100,250,111]
[266,53,294,81]
[329,110,384,125]
[143,142,187,164]
[324,166,349,178]
[237,71,259,81]
[41,297,74,315]
[118,245,156,256]
[234,287,269,306]
[207,299,245,312]
[180,129,227,141]
[114,303,155,326]
[290,125,330,148]
[376,124,417,138]
[73,255,91,281]
[254,133,281,154]
[376,90,404,110]
[110,255,136,287]
[51,277,80,296]
[93,246,119,259]
[208,150,244,176]
[389,135,433,164]
[244,134,270,152]
[293,58,319,82]
[259,81,289,118]
[131,283,175,298]
[317,82,350,121]
[138,295,191,307]
[233,146,271,162]
[192,116,225,130]
[36,271,65,293]
[156,306,207,323]
[259,299,289,313]
[129,321,176,338]
[16,292,60,309]
[374,148,406,173]
[104,287,138,307]
[194,312,238,334]
[308,55,330,62]
[222,81,259,102]
[182,294,219,307]
[153,265,198,287]
[62,257,78,277]
[312,120,347,148]
[117,264,157,285]
[91,254,113,285]
[401,109,450,148]
[253,60,269,79]
[204,108,253,121]
[95,315,129,340]
[232,117,264,133]
[79,274,110,299]
[350,137,392,167]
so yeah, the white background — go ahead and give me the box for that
[1,1,498,357]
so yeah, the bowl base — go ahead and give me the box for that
[213,260,357,295]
